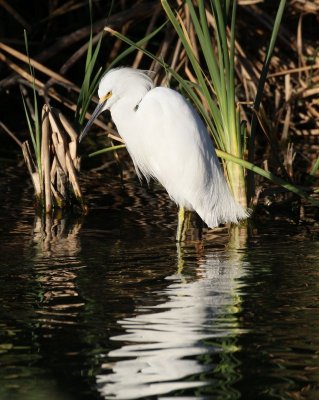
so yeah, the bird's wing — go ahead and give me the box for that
[136,87,219,207]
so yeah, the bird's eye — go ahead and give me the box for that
[99,91,112,104]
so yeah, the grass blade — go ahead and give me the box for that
[310,157,319,177]
[89,144,126,157]
[216,149,319,206]
[23,30,42,185]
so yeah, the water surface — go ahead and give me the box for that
[0,171,318,399]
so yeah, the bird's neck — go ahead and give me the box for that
[110,89,147,134]
[110,98,137,135]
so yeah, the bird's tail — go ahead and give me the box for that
[195,169,249,228]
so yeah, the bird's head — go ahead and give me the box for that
[79,67,154,142]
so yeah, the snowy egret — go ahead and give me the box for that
[79,67,248,240]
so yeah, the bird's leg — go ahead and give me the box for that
[176,206,185,242]
[176,206,191,242]
[176,241,185,273]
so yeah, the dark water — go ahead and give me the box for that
[0,171,319,400]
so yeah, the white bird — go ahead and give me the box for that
[79,67,248,240]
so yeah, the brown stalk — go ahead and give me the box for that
[50,182,64,207]
[132,7,161,69]
[43,0,88,20]
[0,42,73,86]
[108,133,124,144]
[53,109,77,142]
[290,0,319,14]
[268,64,319,77]
[0,0,30,29]
[0,121,23,148]
[19,83,37,122]
[308,103,319,119]
[49,112,68,176]
[108,23,130,63]
[41,105,52,213]
[0,52,44,89]
[151,26,176,83]
[51,136,67,199]
[22,141,41,197]
[296,14,306,79]
[161,37,182,86]
[65,151,83,201]
[50,157,57,185]
[53,109,80,170]
[292,83,319,101]
[285,142,296,178]
[59,32,104,76]
[281,74,292,145]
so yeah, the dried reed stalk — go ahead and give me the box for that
[41,105,52,212]
[2,104,86,213]
[21,141,41,197]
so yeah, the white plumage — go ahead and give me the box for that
[80,67,248,228]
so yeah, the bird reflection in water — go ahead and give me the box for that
[97,239,247,400]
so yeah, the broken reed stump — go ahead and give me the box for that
[21,104,86,213]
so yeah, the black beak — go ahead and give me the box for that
[78,100,106,142]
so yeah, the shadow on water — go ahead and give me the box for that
[0,171,319,399]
